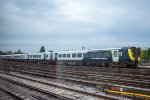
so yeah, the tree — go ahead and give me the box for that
[148,48,150,57]
[40,46,45,52]
[14,49,23,54]
[141,49,149,61]
[6,51,12,54]
[49,50,53,52]
[148,48,150,61]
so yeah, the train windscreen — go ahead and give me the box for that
[130,47,140,62]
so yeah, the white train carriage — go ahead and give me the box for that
[28,52,55,63]
[12,54,28,60]
[45,52,53,60]
[45,52,55,64]
[28,53,44,60]
[0,55,13,60]
[56,50,88,65]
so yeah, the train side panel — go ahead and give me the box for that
[56,50,88,65]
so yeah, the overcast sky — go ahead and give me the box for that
[0,0,150,52]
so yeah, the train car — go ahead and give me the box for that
[28,52,55,64]
[0,52,55,64]
[45,52,52,60]
[12,54,28,61]
[0,55,13,61]
[28,53,45,62]
[56,47,140,67]
[118,47,140,67]
[45,52,56,64]
[0,46,140,67]
[56,50,88,65]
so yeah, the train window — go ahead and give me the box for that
[39,55,41,58]
[104,52,110,57]
[63,54,66,58]
[88,53,95,58]
[96,52,103,58]
[67,54,70,58]
[132,52,135,56]
[119,52,122,56]
[30,55,32,58]
[77,53,82,58]
[83,53,87,57]
[46,55,48,58]
[114,51,118,57]
[72,54,76,58]
[58,54,62,58]
[131,47,135,57]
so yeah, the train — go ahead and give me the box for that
[0,47,140,68]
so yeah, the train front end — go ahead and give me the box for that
[128,47,141,67]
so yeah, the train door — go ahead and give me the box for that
[112,50,119,62]
[44,53,46,61]
[135,48,140,62]
[54,53,58,62]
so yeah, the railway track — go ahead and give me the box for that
[2,64,150,89]
[0,71,123,100]
[0,62,150,99]
[0,88,23,100]
[2,62,150,80]
[4,62,150,77]
[0,74,71,100]
[3,67,150,97]
[2,67,150,89]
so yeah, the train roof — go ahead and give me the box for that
[28,52,52,54]
[57,48,122,53]
[88,48,121,51]
[62,48,121,51]
[57,50,88,53]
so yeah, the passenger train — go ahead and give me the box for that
[0,47,140,67]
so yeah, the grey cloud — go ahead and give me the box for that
[0,0,150,52]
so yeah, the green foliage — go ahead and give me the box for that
[40,46,45,52]
[148,48,150,58]
[141,49,149,61]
